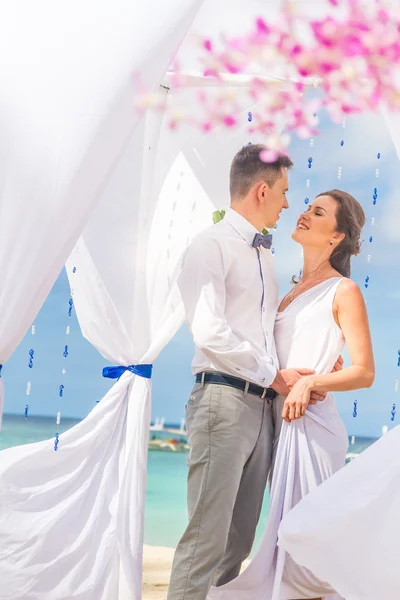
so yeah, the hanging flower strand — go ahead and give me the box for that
[138,0,400,159]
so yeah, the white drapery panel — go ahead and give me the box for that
[383,110,400,161]
[278,424,400,600]
[0,0,205,427]
[0,79,283,599]
[0,89,217,599]
[68,93,220,600]
[0,32,302,595]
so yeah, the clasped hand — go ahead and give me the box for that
[281,377,313,423]
[279,356,343,423]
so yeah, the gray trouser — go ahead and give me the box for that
[167,380,276,600]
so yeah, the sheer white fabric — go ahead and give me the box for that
[0,0,204,429]
[0,73,263,598]
[0,1,398,598]
[0,1,214,598]
[0,88,220,599]
[279,426,400,600]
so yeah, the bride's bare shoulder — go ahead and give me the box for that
[335,277,364,304]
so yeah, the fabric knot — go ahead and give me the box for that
[102,364,153,380]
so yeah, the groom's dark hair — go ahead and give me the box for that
[230,144,293,199]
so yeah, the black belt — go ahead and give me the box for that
[195,372,277,401]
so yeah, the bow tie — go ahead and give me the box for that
[252,232,273,250]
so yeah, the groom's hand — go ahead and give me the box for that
[332,355,344,372]
[271,368,315,397]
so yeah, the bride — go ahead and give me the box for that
[208,189,375,600]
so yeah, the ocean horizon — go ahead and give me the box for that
[0,413,378,550]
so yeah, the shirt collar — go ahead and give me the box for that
[224,208,259,247]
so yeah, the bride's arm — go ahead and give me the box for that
[282,279,375,422]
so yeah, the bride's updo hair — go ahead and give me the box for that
[317,189,365,278]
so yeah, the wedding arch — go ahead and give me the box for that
[0,1,399,599]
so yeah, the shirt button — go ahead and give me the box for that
[262,307,266,312]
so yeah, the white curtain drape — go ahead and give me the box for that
[65,93,221,600]
[0,93,216,599]
[0,0,205,428]
[383,110,400,159]
[0,80,261,599]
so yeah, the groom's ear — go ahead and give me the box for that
[256,181,268,204]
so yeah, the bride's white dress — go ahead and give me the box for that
[208,277,348,600]
[279,404,400,600]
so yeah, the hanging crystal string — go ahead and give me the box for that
[392,378,399,424]
[300,113,318,279]
[54,267,76,451]
[364,153,379,290]
[336,115,346,183]
[24,324,37,419]
[338,117,357,444]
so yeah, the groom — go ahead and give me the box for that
[167,144,325,600]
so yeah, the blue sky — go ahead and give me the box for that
[2,110,400,439]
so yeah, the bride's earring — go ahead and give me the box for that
[329,241,333,246]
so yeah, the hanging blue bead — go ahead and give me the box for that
[248,142,252,145]
[398,350,400,367]
[54,432,60,452]
[68,298,74,317]
[308,157,313,169]
[391,403,396,422]
[59,384,64,398]
[63,345,69,358]
[248,111,253,122]
[369,236,373,242]
[340,140,344,147]
[353,400,358,417]
[377,152,381,159]
[271,248,275,255]
[0,364,3,376]
[364,276,369,289]
[72,267,77,273]
[304,198,310,204]
[24,404,29,419]
[28,349,35,368]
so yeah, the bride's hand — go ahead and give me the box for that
[281,377,313,423]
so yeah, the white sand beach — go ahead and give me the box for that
[142,545,250,599]
[143,545,174,599]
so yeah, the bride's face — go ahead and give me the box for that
[292,194,344,249]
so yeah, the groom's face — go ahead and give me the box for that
[260,168,289,228]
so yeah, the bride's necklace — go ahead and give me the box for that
[285,261,333,306]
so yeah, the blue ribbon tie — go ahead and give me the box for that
[102,364,153,380]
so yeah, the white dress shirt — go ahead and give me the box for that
[178,208,279,388]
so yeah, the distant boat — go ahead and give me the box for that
[151,416,165,431]
[149,417,187,438]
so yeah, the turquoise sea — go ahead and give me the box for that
[0,414,377,551]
